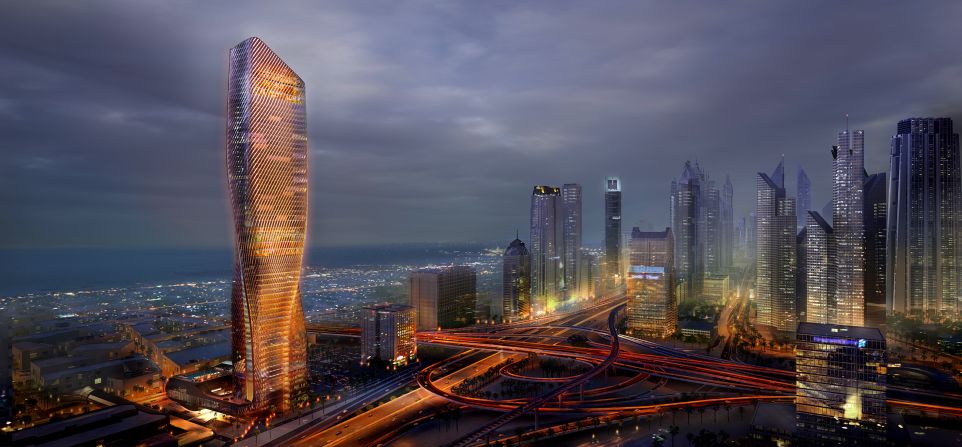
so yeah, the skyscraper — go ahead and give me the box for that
[626,227,676,338]
[604,177,623,288]
[795,323,887,446]
[887,118,962,321]
[410,266,477,330]
[805,211,835,324]
[502,237,531,322]
[531,186,563,314]
[360,304,416,367]
[797,167,812,230]
[756,166,797,336]
[833,127,866,327]
[863,173,887,328]
[721,176,735,272]
[562,183,582,300]
[670,162,704,300]
[226,37,308,412]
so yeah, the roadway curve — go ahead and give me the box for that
[444,303,626,447]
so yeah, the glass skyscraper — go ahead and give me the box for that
[626,227,675,337]
[531,186,563,314]
[797,167,812,230]
[604,177,622,288]
[670,162,705,301]
[226,37,308,412]
[805,211,834,324]
[887,118,962,321]
[833,128,866,327]
[410,266,477,330]
[796,323,887,446]
[562,183,582,300]
[756,165,797,336]
[863,173,887,328]
[502,237,531,321]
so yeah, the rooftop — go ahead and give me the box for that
[797,322,884,341]
[165,341,231,367]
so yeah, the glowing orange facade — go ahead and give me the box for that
[227,37,308,412]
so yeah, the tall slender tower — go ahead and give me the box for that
[887,118,962,321]
[670,162,705,300]
[721,176,735,272]
[502,237,531,321]
[863,173,887,327]
[604,177,623,288]
[797,167,812,230]
[756,163,797,336]
[833,126,865,326]
[561,183,582,300]
[227,37,308,412]
[531,186,563,314]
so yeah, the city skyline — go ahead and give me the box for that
[4,2,962,249]
[5,3,962,446]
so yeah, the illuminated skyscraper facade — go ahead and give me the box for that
[670,162,704,300]
[531,186,563,314]
[797,167,812,230]
[833,128,866,327]
[887,118,962,321]
[360,304,416,367]
[756,168,797,336]
[226,37,308,412]
[627,227,675,337]
[604,177,623,287]
[562,183,582,300]
[863,173,887,328]
[502,238,531,321]
[796,323,887,446]
[805,211,834,324]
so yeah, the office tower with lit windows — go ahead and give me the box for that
[833,128,866,327]
[579,249,599,299]
[805,211,835,324]
[795,322,887,446]
[410,266,476,331]
[226,37,308,412]
[756,166,797,336]
[502,237,531,321]
[360,304,416,367]
[531,186,563,314]
[604,177,623,288]
[721,175,735,272]
[863,173,887,328]
[627,227,676,337]
[562,183,582,300]
[670,161,705,300]
[887,118,962,321]
[797,167,812,230]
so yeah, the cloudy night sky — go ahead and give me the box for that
[2,1,962,249]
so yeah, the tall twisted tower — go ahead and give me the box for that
[227,37,308,412]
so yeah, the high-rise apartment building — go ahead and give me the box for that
[226,37,308,412]
[887,118,962,321]
[502,238,531,322]
[796,323,887,446]
[562,183,582,300]
[797,167,812,230]
[360,304,416,367]
[604,177,623,288]
[409,266,477,330]
[670,162,705,300]
[805,211,835,324]
[756,167,797,336]
[863,173,887,328]
[626,228,676,337]
[531,186,563,314]
[833,128,866,327]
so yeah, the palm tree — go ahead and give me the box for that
[686,432,694,447]
[670,425,680,447]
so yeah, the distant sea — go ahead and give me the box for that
[0,244,493,296]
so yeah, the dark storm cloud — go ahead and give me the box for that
[2,1,962,248]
